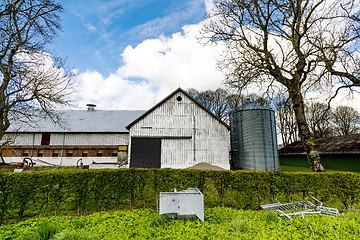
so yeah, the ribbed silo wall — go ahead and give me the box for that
[229,109,279,171]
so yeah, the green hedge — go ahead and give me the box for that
[0,169,359,224]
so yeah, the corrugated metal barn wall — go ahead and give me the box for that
[2,133,130,166]
[129,91,230,169]
[4,133,129,146]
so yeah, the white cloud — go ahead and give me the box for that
[76,20,226,110]
[126,0,205,40]
[85,23,96,32]
[102,8,124,25]
[204,0,216,15]
[75,70,155,110]
[305,88,360,113]
[119,23,225,91]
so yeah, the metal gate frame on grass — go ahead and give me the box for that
[260,195,339,220]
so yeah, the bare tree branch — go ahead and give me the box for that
[0,0,74,144]
[202,0,360,171]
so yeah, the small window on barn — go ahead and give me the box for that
[112,150,118,157]
[67,150,73,157]
[82,150,88,157]
[38,150,44,157]
[41,133,51,145]
[97,150,103,157]
[53,150,59,157]
[176,96,182,102]
[22,149,29,157]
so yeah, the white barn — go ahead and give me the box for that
[126,88,231,169]
[2,88,230,169]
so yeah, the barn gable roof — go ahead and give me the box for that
[8,110,146,133]
[126,88,231,130]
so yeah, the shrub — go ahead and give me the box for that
[0,169,359,224]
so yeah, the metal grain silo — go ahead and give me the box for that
[229,108,279,171]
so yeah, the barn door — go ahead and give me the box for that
[130,138,161,168]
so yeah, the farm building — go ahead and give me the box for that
[126,88,231,169]
[1,88,231,169]
[1,109,145,167]
[279,134,360,171]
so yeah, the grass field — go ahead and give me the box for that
[279,165,359,173]
[280,156,360,172]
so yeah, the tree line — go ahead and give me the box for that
[188,88,359,147]
[276,99,359,146]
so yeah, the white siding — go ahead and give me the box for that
[3,133,129,146]
[161,138,193,168]
[4,156,118,166]
[50,133,129,146]
[2,133,129,166]
[2,133,41,145]
[129,91,230,169]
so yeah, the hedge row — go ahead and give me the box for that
[0,169,359,224]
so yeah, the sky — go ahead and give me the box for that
[47,0,359,111]
[47,0,225,110]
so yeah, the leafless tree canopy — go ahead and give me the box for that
[332,105,359,136]
[187,88,238,121]
[305,102,333,139]
[187,88,271,121]
[0,0,73,142]
[203,0,360,172]
[274,96,298,146]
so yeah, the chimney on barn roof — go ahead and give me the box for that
[86,104,96,111]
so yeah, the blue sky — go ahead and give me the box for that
[45,0,225,110]
[50,0,208,76]
[45,0,360,112]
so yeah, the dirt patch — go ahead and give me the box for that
[187,162,225,170]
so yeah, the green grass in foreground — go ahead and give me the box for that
[0,208,359,240]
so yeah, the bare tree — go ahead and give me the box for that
[274,96,298,146]
[238,93,272,109]
[203,0,360,172]
[187,88,240,121]
[0,1,73,143]
[306,102,333,139]
[187,88,271,122]
[332,106,359,136]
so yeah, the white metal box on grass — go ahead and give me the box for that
[159,188,204,222]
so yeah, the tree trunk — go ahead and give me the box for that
[220,191,225,207]
[289,90,325,172]
[17,205,25,222]
[77,206,81,216]
[155,191,159,211]
[54,203,57,216]
[130,193,134,209]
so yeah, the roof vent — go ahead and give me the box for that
[86,104,96,111]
